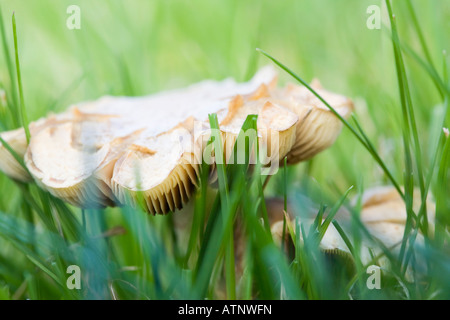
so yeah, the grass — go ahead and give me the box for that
[0,0,449,300]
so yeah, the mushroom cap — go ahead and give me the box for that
[0,113,74,183]
[358,186,435,232]
[278,80,354,164]
[266,197,351,254]
[269,185,436,271]
[358,186,435,245]
[270,217,352,255]
[217,95,299,167]
[111,126,200,214]
[24,115,141,207]
[349,186,434,269]
[0,66,354,214]
[22,66,280,212]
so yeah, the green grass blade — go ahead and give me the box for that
[207,113,235,299]
[331,219,355,256]
[385,0,421,270]
[318,185,353,242]
[257,48,404,199]
[405,1,436,75]
[0,5,19,128]
[12,13,30,143]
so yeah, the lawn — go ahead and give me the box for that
[0,0,448,300]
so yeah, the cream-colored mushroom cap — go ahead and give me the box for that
[0,66,354,214]
[21,67,279,212]
[0,113,75,182]
[270,185,436,271]
[278,80,354,164]
[344,186,435,269]
[217,93,299,167]
[111,126,199,214]
[25,114,140,207]
[270,217,352,255]
[358,186,435,245]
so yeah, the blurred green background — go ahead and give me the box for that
[0,0,448,300]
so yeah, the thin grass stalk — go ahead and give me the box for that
[385,1,417,271]
[12,13,30,143]
[257,48,404,199]
[0,5,19,128]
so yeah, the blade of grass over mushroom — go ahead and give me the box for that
[257,48,404,199]
[230,114,271,235]
[256,171,271,237]
[346,199,367,295]
[227,114,259,174]
[242,193,304,299]
[193,173,245,298]
[193,112,271,298]
[184,161,210,268]
[349,208,406,282]
[208,114,229,208]
[194,191,221,270]
[331,220,355,257]
[318,185,353,242]
[12,13,30,143]
[188,121,233,270]
[310,204,326,236]
[192,194,222,289]
[298,222,329,299]
[208,113,262,298]
[254,154,271,236]
[207,113,235,299]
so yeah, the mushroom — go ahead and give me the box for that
[111,122,200,214]
[356,186,435,250]
[217,95,299,169]
[21,66,282,212]
[0,111,76,182]
[0,66,354,214]
[266,198,352,256]
[25,115,141,207]
[279,80,354,164]
[268,186,436,271]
